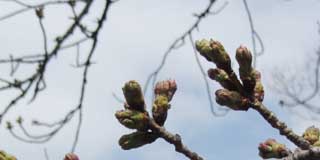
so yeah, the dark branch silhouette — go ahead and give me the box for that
[271,22,320,120]
[1,0,115,153]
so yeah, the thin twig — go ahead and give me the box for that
[242,0,264,67]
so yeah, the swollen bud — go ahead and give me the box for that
[208,68,228,81]
[152,95,170,126]
[64,153,79,160]
[154,80,177,101]
[302,126,320,145]
[215,89,249,111]
[258,139,289,159]
[122,80,146,111]
[115,109,149,131]
[236,45,252,71]
[236,45,257,93]
[207,68,237,91]
[196,39,232,73]
[195,39,212,61]
[119,131,159,150]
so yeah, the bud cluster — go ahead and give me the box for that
[258,139,289,159]
[115,80,177,150]
[303,126,320,146]
[195,39,265,111]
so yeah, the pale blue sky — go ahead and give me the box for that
[0,0,320,159]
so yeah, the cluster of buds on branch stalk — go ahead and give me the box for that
[196,38,318,159]
[196,39,264,111]
[115,80,177,150]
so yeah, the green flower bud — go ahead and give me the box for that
[258,139,288,159]
[119,131,159,150]
[195,39,212,61]
[302,126,320,145]
[215,89,249,111]
[115,109,149,131]
[0,150,17,160]
[207,68,237,91]
[154,79,177,101]
[195,39,232,73]
[64,153,79,160]
[208,68,228,81]
[122,80,145,111]
[152,95,170,126]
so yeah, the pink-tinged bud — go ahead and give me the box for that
[215,89,249,111]
[122,80,146,111]
[115,109,149,131]
[195,39,232,73]
[236,46,256,94]
[207,68,237,91]
[64,153,79,160]
[154,79,177,101]
[258,139,289,159]
[236,45,252,71]
[152,95,170,126]
[303,126,320,145]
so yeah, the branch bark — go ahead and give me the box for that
[149,119,204,160]
[251,101,311,150]
[283,147,320,160]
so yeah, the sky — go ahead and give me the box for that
[0,0,320,159]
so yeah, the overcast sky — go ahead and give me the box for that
[0,0,320,159]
